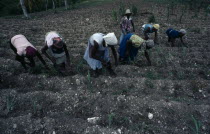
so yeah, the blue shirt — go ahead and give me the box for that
[144,24,153,33]
[118,33,139,61]
[166,28,180,38]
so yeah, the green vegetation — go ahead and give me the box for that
[6,95,15,115]
[131,4,138,16]
[86,70,93,92]
[118,1,126,17]
[112,9,118,22]
[108,113,115,127]
[189,115,202,134]
[148,14,156,23]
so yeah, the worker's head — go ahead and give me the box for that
[125,9,132,17]
[53,38,64,48]
[25,46,37,58]
[179,29,186,36]
[152,24,160,32]
[103,33,118,47]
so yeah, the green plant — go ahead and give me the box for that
[118,2,125,16]
[6,95,15,115]
[76,60,84,74]
[189,115,202,134]
[86,70,93,92]
[131,4,138,16]
[108,113,115,127]
[112,9,118,22]
[32,99,37,115]
[204,5,210,19]
[148,14,156,23]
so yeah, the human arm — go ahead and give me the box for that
[154,31,158,44]
[63,43,70,66]
[110,45,118,66]
[10,42,30,70]
[36,51,50,70]
[131,20,135,32]
[41,44,56,64]
[144,50,151,66]
[15,55,28,70]
[90,41,107,65]
[120,18,127,34]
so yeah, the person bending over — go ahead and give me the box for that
[84,33,118,77]
[119,33,155,66]
[42,31,70,73]
[166,28,187,47]
[10,34,49,70]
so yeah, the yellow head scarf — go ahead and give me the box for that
[130,35,145,48]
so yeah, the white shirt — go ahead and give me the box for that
[11,34,36,56]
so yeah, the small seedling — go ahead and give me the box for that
[6,95,15,115]
[86,70,93,92]
[118,2,125,16]
[112,10,118,22]
[76,60,84,75]
[32,99,37,115]
[189,115,202,134]
[108,113,115,127]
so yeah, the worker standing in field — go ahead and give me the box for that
[84,33,118,77]
[142,24,160,43]
[166,28,187,47]
[42,31,71,73]
[120,9,135,44]
[10,34,49,70]
[119,33,155,66]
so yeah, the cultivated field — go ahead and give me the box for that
[0,0,210,133]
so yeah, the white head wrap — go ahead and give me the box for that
[180,29,187,34]
[103,33,118,46]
